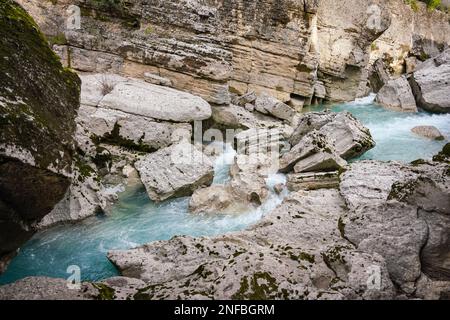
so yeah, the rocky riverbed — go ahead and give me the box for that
[1,0,450,300]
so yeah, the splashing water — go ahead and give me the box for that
[305,94,450,162]
[0,144,286,284]
[1,98,449,285]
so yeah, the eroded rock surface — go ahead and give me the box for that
[0,1,80,271]
[81,73,211,122]
[376,76,417,112]
[135,143,214,202]
[340,158,450,294]
[109,189,395,300]
[409,49,450,113]
[283,112,374,175]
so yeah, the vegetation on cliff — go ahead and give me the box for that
[0,0,80,171]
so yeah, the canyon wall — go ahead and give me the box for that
[16,0,450,107]
[0,0,81,272]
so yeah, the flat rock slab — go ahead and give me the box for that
[134,143,214,202]
[81,74,212,122]
[289,111,375,160]
[76,105,192,152]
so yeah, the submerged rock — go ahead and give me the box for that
[189,185,236,214]
[376,76,418,112]
[135,143,214,202]
[411,126,445,141]
[409,49,450,113]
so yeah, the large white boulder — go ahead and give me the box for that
[135,143,214,202]
[410,49,450,113]
[376,76,417,112]
[80,74,212,122]
[290,111,375,160]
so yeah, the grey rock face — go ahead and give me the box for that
[135,143,214,202]
[339,161,415,211]
[411,126,445,141]
[376,76,418,112]
[410,49,450,113]
[0,277,93,300]
[0,276,145,301]
[108,189,395,300]
[76,105,192,154]
[340,159,450,293]
[212,105,294,139]
[342,201,428,292]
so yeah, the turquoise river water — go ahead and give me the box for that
[0,96,449,285]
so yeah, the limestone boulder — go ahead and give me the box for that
[376,76,417,112]
[255,94,296,121]
[339,161,416,211]
[80,74,212,122]
[339,158,450,293]
[289,112,375,160]
[76,105,192,154]
[341,201,428,293]
[212,105,294,138]
[410,49,450,113]
[135,143,214,202]
[280,130,347,173]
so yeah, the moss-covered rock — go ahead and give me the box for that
[0,0,80,273]
[0,0,80,171]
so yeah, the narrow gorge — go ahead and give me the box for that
[0,0,449,301]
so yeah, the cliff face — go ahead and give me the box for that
[370,0,450,81]
[15,0,450,107]
[0,0,81,272]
